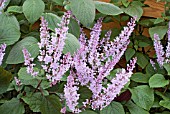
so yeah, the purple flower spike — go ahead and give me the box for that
[38,11,72,85]
[22,48,38,77]
[0,0,6,14]
[153,34,165,67]
[64,71,81,113]
[65,17,137,111]
[0,43,6,65]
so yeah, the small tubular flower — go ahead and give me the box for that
[38,11,72,85]
[153,34,165,67]
[0,0,6,14]
[65,17,137,111]
[22,48,38,76]
[0,43,6,65]
[64,71,81,113]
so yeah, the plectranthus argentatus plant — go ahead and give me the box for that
[22,11,72,85]
[63,17,137,113]
[152,22,170,68]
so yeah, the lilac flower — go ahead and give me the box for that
[0,0,6,14]
[60,107,66,114]
[65,17,137,111]
[150,59,156,70]
[38,11,72,85]
[14,77,22,86]
[153,34,165,67]
[0,43,6,65]
[91,57,137,109]
[22,48,38,76]
[166,21,170,62]
[64,71,81,113]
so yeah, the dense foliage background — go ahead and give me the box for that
[1,0,170,114]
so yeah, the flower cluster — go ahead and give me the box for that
[64,17,137,112]
[153,22,170,66]
[0,0,6,14]
[38,11,72,86]
[23,11,72,85]
[22,48,38,76]
[0,43,6,65]
[14,77,22,86]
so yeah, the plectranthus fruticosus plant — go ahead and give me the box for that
[152,22,170,68]
[63,17,137,113]
[23,11,72,86]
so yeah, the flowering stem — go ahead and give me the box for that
[33,80,42,93]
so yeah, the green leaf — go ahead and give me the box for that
[22,92,43,112]
[42,13,61,31]
[125,48,135,62]
[154,18,164,24]
[95,1,123,16]
[52,0,64,6]
[149,74,169,88]
[18,67,50,89]
[80,110,97,114]
[135,52,149,69]
[18,67,34,80]
[6,37,39,64]
[0,98,25,114]
[0,13,20,45]
[130,85,154,110]
[159,100,170,110]
[23,0,45,24]
[7,6,23,13]
[100,101,125,114]
[68,18,80,38]
[70,0,95,27]
[0,66,12,94]
[40,95,62,114]
[63,33,80,55]
[164,63,170,75]
[149,26,168,40]
[78,86,92,104]
[125,100,149,114]
[123,3,143,21]
[131,72,150,83]
[0,13,20,30]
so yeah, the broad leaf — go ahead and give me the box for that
[125,48,135,62]
[135,52,148,69]
[7,6,23,13]
[159,100,170,110]
[95,1,123,16]
[70,0,95,27]
[52,0,64,6]
[149,26,168,40]
[0,98,25,114]
[42,13,61,31]
[125,100,149,114]
[130,85,154,110]
[22,92,43,112]
[164,63,170,75]
[149,74,169,88]
[0,13,20,45]
[40,95,62,114]
[68,18,80,38]
[100,101,125,114]
[123,3,143,21]
[131,72,150,83]
[0,66,12,94]
[6,37,39,64]
[23,0,45,24]
[63,33,80,55]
